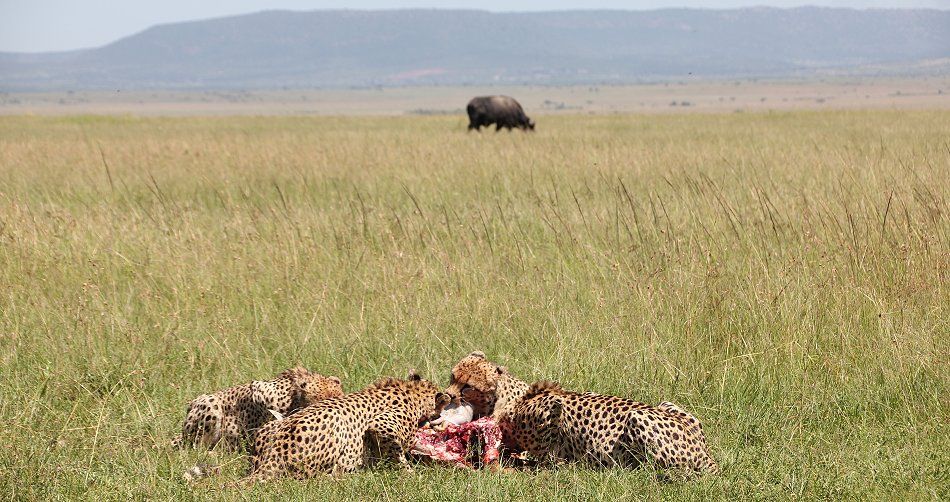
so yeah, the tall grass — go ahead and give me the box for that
[0,111,947,500]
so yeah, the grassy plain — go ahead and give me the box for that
[0,110,948,500]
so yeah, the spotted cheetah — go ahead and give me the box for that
[244,371,450,481]
[173,366,343,451]
[505,381,718,474]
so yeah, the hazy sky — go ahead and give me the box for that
[2,0,948,53]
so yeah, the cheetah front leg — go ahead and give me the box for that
[366,430,413,471]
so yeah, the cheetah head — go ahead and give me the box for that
[297,373,344,406]
[407,370,452,424]
[370,370,451,425]
[444,351,506,418]
[251,367,344,413]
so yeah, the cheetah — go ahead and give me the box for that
[505,381,719,474]
[172,366,343,452]
[444,351,529,420]
[244,371,450,481]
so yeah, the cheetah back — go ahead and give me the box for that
[508,382,718,474]
[175,367,342,451]
[246,375,448,481]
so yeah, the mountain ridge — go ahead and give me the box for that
[2,8,948,90]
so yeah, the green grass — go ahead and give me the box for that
[0,111,948,500]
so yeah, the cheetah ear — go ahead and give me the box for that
[496,366,507,375]
[407,369,422,381]
[469,351,486,359]
[329,376,341,385]
[281,366,309,379]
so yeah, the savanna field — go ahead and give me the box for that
[0,110,947,500]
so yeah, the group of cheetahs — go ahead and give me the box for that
[173,351,718,482]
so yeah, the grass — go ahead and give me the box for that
[0,110,948,500]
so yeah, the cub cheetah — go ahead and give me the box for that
[173,366,343,451]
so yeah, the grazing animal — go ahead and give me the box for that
[466,96,535,131]
[505,381,719,475]
[444,351,529,421]
[172,366,343,452]
[243,371,450,482]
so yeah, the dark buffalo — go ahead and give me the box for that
[466,96,535,132]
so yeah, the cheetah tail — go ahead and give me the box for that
[182,463,221,482]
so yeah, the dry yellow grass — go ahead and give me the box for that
[0,110,947,500]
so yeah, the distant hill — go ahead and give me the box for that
[1,8,948,90]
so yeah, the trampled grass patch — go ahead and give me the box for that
[0,111,948,500]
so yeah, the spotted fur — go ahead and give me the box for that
[244,371,450,481]
[172,366,343,451]
[506,381,718,474]
[444,351,529,420]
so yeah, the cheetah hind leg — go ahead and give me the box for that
[177,394,223,449]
